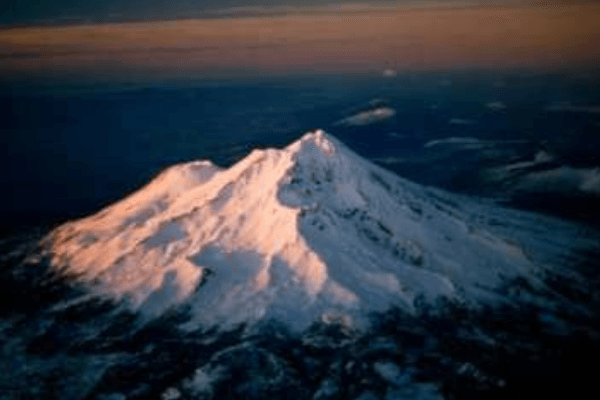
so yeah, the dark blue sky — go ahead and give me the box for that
[1,1,544,26]
[0,0,401,26]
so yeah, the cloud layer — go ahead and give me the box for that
[2,4,600,78]
[545,102,600,114]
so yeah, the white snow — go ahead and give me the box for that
[373,362,411,386]
[354,392,379,400]
[313,378,339,398]
[385,383,443,400]
[44,130,585,332]
[161,387,181,400]
[373,361,445,399]
[183,366,224,397]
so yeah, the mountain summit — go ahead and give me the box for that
[45,130,569,330]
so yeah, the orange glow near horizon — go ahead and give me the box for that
[1,4,600,78]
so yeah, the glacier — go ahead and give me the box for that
[42,130,594,331]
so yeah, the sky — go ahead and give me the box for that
[1,1,599,80]
[0,2,517,26]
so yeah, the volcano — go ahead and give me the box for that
[44,130,593,331]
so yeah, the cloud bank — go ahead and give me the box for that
[2,4,600,78]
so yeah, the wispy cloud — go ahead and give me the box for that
[425,136,528,151]
[483,150,554,182]
[334,107,396,127]
[425,137,487,149]
[449,118,476,126]
[486,101,506,111]
[517,166,600,195]
[545,102,600,114]
[372,156,410,165]
[388,132,409,139]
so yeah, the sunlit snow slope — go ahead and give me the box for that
[45,130,576,330]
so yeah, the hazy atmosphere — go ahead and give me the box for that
[2,1,600,80]
[2,2,600,400]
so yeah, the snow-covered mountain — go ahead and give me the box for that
[43,130,586,331]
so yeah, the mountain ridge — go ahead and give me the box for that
[43,130,586,331]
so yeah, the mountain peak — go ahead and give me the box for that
[44,131,559,331]
[298,129,335,154]
[286,129,338,161]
